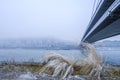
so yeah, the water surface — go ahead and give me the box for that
[0,48,120,65]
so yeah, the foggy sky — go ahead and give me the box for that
[0,0,98,42]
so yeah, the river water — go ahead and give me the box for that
[0,47,120,65]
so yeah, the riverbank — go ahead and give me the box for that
[0,62,120,80]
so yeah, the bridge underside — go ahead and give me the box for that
[82,0,120,43]
[84,18,120,43]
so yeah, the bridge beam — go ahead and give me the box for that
[82,0,120,43]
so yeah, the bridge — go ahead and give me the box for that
[82,0,120,43]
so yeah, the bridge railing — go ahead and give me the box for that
[88,0,104,28]
[82,0,104,40]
